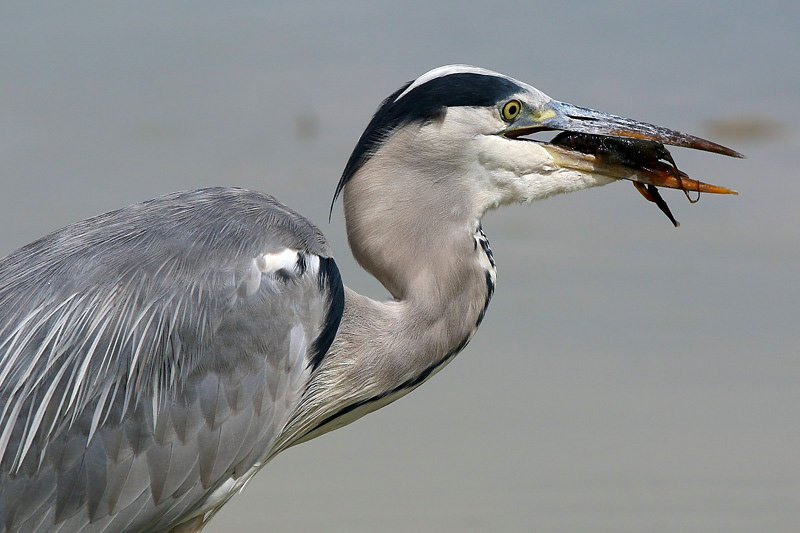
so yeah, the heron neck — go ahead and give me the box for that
[282,232,494,450]
[338,153,495,379]
[278,168,496,450]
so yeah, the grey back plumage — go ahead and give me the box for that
[0,187,343,531]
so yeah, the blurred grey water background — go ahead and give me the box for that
[1,2,798,531]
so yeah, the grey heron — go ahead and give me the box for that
[0,65,740,532]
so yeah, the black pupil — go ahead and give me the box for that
[507,104,517,116]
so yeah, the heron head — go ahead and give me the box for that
[333,65,740,223]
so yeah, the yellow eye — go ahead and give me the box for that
[501,99,522,121]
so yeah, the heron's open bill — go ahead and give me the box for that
[503,100,741,226]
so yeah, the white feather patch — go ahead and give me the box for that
[258,248,300,274]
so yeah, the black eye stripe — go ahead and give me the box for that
[334,73,524,211]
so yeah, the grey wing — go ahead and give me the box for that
[0,188,344,532]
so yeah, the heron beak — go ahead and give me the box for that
[505,100,742,196]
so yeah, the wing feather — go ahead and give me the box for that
[0,188,344,531]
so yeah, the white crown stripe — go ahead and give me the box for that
[394,65,518,103]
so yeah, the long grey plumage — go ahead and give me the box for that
[0,188,343,531]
